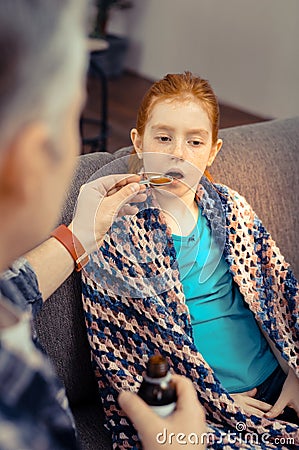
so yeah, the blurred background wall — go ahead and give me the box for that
[108,0,299,119]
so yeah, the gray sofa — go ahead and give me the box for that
[34,117,299,449]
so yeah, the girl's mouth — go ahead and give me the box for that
[164,169,184,180]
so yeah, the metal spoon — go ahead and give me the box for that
[139,174,174,186]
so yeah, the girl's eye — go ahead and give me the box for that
[157,136,171,142]
[189,139,203,146]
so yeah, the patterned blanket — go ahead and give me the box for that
[82,177,299,449]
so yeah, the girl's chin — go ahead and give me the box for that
[154,180,195,197]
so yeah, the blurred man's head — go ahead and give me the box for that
[0,0,87,268]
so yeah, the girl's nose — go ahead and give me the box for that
[172,140,186,159]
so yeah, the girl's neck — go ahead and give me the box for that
[154,189,198,236]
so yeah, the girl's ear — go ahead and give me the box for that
[207,138,222,167]
[130,128,143,160]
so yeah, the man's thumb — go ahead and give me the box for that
[118,391,160,431]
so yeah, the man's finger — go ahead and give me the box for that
[107,183,146,197]
[118,391,161,435]
[117,205,139,217]
[98,174,142,193]
[171,375,204,418]
[114,174,143,188]
[108,183,145,209]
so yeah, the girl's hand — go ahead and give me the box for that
[265,368,299,419]
[231,388,272,417]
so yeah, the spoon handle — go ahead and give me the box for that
[139,179,150,185]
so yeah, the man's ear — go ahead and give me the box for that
[207,138,222,167]
[0,122,51,206]
[130,128,143,160]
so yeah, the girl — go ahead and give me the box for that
[81,72,299,449]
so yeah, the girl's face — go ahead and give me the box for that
[131,98,222,197]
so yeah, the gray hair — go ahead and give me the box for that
[0,0,88,150]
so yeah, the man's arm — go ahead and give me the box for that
[25,237,75,301]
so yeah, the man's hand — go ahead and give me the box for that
[69,174,146,255]
[230,389,272,417]
[265,368,299,419]
[118,375,206,450]
[25,174,146,301]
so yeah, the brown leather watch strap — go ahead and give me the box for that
[50,224,89,272]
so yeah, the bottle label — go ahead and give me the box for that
[144,372,172,385]
[150,402,176,417]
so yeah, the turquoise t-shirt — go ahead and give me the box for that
[172,208,278,393]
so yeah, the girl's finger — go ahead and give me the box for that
[246,398,272,412]
[265,396,287,419]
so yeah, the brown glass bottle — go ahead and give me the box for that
[137,355,177,417]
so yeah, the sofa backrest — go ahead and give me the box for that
[34,117,299,408]
[213,117,299,277]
